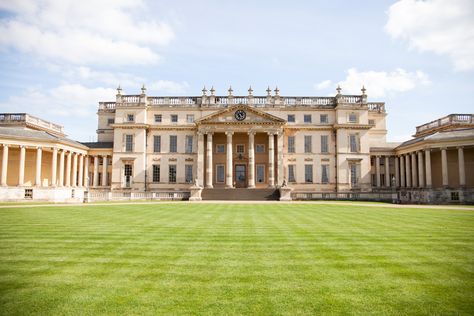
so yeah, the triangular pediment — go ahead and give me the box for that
[196,104,286,125]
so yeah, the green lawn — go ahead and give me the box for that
[0,204,473,315]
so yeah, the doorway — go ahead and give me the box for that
[235,164,247,188]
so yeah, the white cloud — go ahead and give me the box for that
[314,80,332,90]
[386,0,474,71]
[148,80,190,94]
[334,68,430,98]
[0,0,174,65]
[0,84,115,117]
[314,68,430,97]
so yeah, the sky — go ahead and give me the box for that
[0,0,473,142]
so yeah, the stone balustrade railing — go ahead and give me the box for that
[98,94,385,112]
[0,113,64,135]
[415,114,474,136]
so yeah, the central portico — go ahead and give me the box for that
[195,104,286,189]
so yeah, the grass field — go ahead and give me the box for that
[0,203,473,315]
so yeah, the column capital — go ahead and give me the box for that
[247,130,256,136]
[225,131,234,136]
[456,146,464,150]
[2,144,8,148]
[267,132,275,136]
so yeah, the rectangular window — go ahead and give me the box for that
[350,164,359,187]
[288,165,296,182]
[320,114,328,123]
[349,113,357,123]
[216,144,225,153]
[288,136,295,153]
[304,114,312,123]
[305,164,313,183]
[152,165,160,183]
[186,114,194,123]
[107,118,114,125]
[256,165,265,183]
[236,144,244,154]
[124,164,132,188]
[170,135,177,153]
[321,165,329,184]
[256,144,265,153]
[185,165,193,183]
[125,134,133,152]
[24,188,33,199]
[153,135,161,153]
[127,114,134,122]
[154,114,162,123]
[185,135,193,153]
[287,114,295,123]
[321,135,328,153]
[216,165,225,183]
[304,135,312,153]
[349,134,358,153]
[171,114,178,123]
[169,165,177,183]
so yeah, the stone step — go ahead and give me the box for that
[201,188,279,201]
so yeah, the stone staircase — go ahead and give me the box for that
[201,188,280,201]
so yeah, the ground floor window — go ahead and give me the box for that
[169,165,176,183]
[216,165,225,183]
[350,163,360,187]
[124,164,132,188]
[256,164,265,183]
[321,165,329,184]
[288,165,296,182]
[305,164,313,183]
[24,188,33,199]
[152,165,160,183]
[185,165,193,183]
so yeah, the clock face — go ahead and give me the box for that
[235,110,246,121]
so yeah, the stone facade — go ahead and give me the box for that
[0,86,473,204]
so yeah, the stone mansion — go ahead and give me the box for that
[0,85,473,203]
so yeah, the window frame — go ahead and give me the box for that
[171,114,178,123]
[216,164,225,183]
[255,144,265,154]
[216,144,225,154]
[304,135,312,153]
[304,114,312,123]
[288,136,295,153]
[125,134,134,152]
[320,114,328,124]
[288,164,296,183]
[287,114,295,123]
[127,114,135,122]
[154,114,162,123]
[153,135,161,153]
[169,135,178,153]
[152,164,160,183]
[256,164,265,183]
[304,164,313,183]
[168,164,177,183]
[186,114,195,123]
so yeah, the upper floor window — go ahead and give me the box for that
[171,114,178,123]
[349,113,358,123]
[304,114,312,123]
[107,118,114,125]
[169,165,176,183]
[125,134,134,152]
[288,136,295,153]
[216,144,225,154]
[186,114,195,123]
[127,114,134,122]
[349,134,359,153]
[321,135,329,153]
[320,114,328,124]
[287,114,295,123]
[154,114,162,123]
[153,135,161,153]
[304,135,312,153]
[256,144,265,153]
[185,135,193,153]
[236,144,245,154]
[170,135,177,153]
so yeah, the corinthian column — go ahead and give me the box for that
[78,154,84,187]
[225,131,234,188]
[72,152,78,187]
[197,132,204,187]
[375,156,381,187]
[405,154,411,187]
[395,156,400,187]
[248,131,255,188]
[418,151,424,187]
[35,147,42,186]
[93,156,99,187]
[51,147,57,187]
[206,132,213,188]
[400,155,405,187]
[458,147,465,187]
[18,146,25,186]
[102,155,108,186]
[1,145,8,186]
[441,148,448,187]
[385,156,390,187]
[425,149,432,187]
[268,133,275,188]
[59,150,65,187]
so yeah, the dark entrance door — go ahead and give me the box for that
[235,164,247,188]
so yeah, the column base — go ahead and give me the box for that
[248,184,256,189]
[205,184,214,189]
[225,185,234,189]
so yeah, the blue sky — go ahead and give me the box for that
[0,0,473,142]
